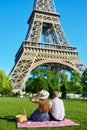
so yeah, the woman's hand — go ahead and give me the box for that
[30,94,40,104]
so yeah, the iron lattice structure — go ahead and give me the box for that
[9,0,85,91]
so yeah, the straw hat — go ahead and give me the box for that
[38,90,49,99]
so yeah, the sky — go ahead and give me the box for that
[0,0,87,75]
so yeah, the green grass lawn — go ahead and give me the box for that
[0,97,87,130]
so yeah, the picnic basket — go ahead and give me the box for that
[16,114,28,123]
[16,108,28,123]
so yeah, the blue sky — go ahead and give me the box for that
[0,0,87,75]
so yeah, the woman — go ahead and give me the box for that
[28,90,52,122]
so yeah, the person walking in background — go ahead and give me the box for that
[28,90,52,121]
[49,91,65,121]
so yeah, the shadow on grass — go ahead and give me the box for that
[0,116,16,122]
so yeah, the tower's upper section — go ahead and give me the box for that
[33,0,56,13]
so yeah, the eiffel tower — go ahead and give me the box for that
[9,0,85,92]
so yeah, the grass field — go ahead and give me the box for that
[0,97,87,130]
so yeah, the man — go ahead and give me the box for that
[50,91,65,121]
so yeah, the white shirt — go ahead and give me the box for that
[51,97,65,120]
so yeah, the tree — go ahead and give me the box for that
[25,66,60,94]
[58,72,69,99]
[81,68,87,97]
[25,76,48,93]
[25,67,49,93]
[69,71,82,94]
[0,70,12,96]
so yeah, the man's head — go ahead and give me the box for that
[53,91,59,98]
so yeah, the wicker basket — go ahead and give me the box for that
[16,114,28,123]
